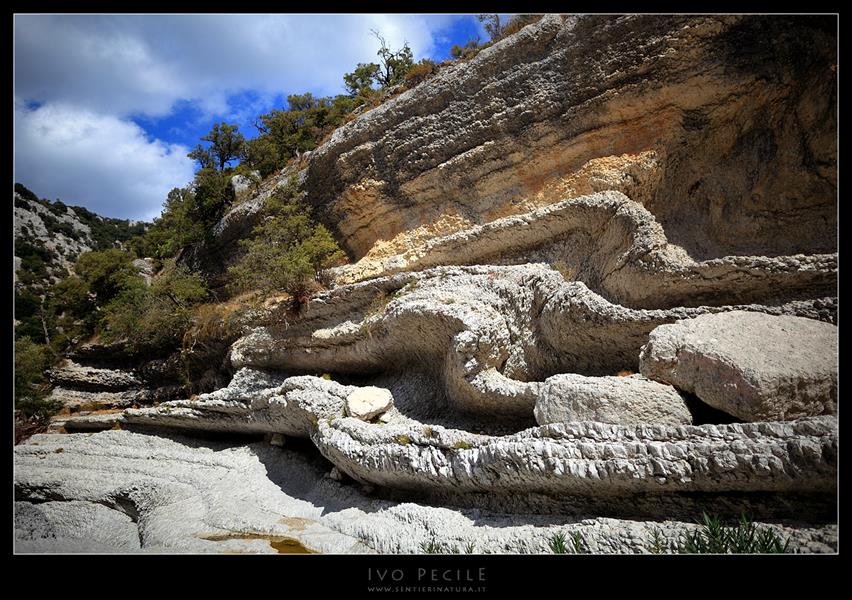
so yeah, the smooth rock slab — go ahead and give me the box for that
[639,311,837,422]
[346,386,394,420]
[535,374,692,426]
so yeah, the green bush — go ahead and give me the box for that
[548,532,568,554]
[228,180,345,300]
[75,248,139,302]
[14,337,59,418]
[15,183,39,202]
[99,260,208,355]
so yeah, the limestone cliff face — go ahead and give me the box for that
[195,15,836,290]
[14,192,95,288]
[306,16,836,258]
[300,14,835,263]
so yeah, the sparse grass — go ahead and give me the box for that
[615,370,635,377]
[443,298,456,305]
[321,373,332,381]
[419,538,473,554]
[678,513,790,554]
[361,291,390,337]
[451,440,472,450]
[395,434,412,445]
[78,401,109,413]
[423,426,435,438]
[570,531,587,554]
[649,527,668,554]
[548,532,568,554]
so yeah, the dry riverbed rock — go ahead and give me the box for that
[639,311,838,422]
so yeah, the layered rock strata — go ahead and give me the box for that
[14,430,837,554]
[228,265,834,420]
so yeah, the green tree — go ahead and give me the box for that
[191,168,234,231]
[142,186,206,258]
[477,14,504,41]
[344,62,380,96]
[371,30,414,88]
[14,337,59,418]
[74,248,138,303]
[241,135,281,178]
[188,144,216,170]
[228,180,345,299]
[48,275,95,328]
[99,260,208,355]
[44,275,98,352]
[189,122,245,171]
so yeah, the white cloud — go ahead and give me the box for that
[14,100,195,221]
[14,14,458,119]
[12,14,462,220]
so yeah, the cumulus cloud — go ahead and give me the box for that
[14,14,457,119]
[14,100,195,220]
[13,14,462,220]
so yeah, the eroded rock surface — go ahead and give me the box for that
[535,374,692,426]
[16,14,838,554]
[302,15,835,262]
[14,430,837,554]
[229,265,834,421]
[639,311,838,422]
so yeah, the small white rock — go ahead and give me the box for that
[345,386,394,421]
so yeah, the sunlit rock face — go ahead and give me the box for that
[16,14,837,554]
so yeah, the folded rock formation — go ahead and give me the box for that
[15,13,837,554]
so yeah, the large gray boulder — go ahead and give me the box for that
[535,374,692,426]
[639,311,837,422]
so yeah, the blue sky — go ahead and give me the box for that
[14,14,497,221]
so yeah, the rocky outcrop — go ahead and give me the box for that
[228,265,834,422]
[132,258,156,285]
[49,360,142,391]
[534,374,691,426]
[14,430,370,553]
[14,430,837,553]
[83,370,835,506]
[194,15,835,291]
[15,15,837,554]
[329,191,836,309]
[46,355,187,415]
[639,311,838,422]
[14,192,94,288]
[301,15,835,263]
